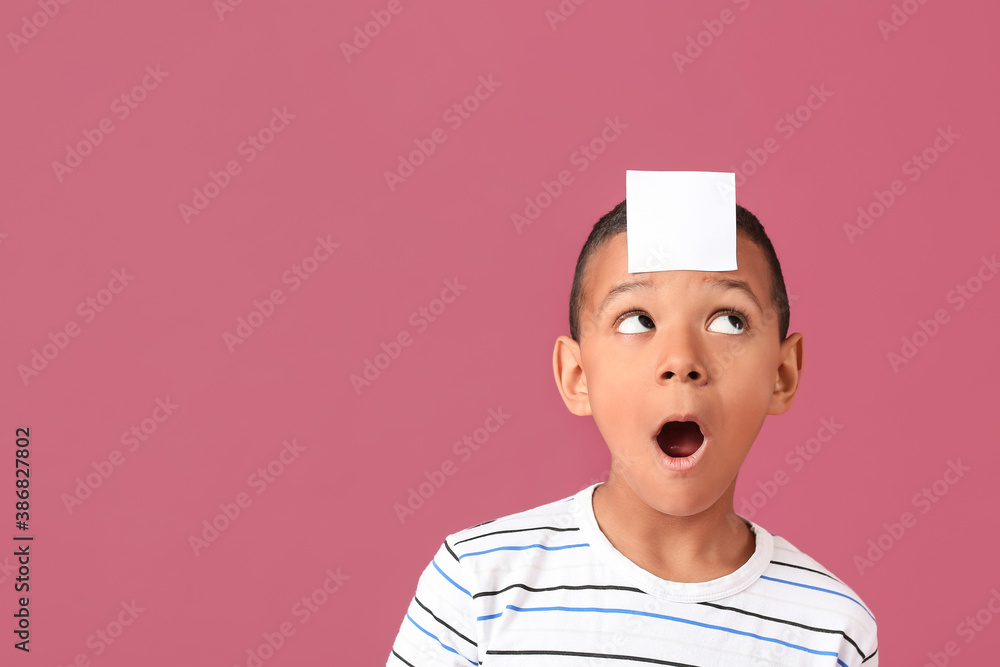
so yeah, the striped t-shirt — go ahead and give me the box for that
[387,482,878,666]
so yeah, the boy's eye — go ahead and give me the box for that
[708,313,745,335]
[617,313,655,334]
[615,310,750,335]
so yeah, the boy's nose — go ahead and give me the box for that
[662,366,704,382]
[655,329,709,385]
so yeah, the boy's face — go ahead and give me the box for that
[553,231,803,517]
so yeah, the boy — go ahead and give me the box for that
[387,198,879,665]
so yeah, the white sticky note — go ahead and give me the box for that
[626,170,737,273]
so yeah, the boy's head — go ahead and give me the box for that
[553,199,804,518]
[569,200,791,343]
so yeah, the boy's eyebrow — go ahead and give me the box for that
[596,276,763,317]
[708,277,764,312]
[596,279,655,317]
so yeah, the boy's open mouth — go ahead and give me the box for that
[656,421,705,458]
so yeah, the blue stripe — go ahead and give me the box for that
[760,575,876,621]
[405,613,477,665]
[432,560,472,598]
[457,542,590,560]
[476,604,848,667]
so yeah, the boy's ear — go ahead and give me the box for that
[768,332,804,415]
[553,335,592,417]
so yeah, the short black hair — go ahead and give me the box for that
[569,199,790,342]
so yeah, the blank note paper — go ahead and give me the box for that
[625,170,738,273]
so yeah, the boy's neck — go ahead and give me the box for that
[591,477,755,584]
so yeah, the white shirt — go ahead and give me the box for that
[388,483,878,666]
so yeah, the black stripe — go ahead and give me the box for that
[697,600,866,660]
[862,647,878,663]
[771,559,840,582]
[390,650,415,666]
[474,582,646,599]
[472,579,867,660]
[486,649,701,666]
[445,539,460,563]
[470,517,497,529]
[454,525,580,546]
[414,596,478,647]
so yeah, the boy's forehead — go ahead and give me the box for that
[585,231,772,315]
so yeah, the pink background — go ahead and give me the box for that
[2,0,998,664]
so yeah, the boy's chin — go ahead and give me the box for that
[624,479,721,518]
[646,497,718,518]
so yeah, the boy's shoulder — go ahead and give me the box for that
[765,529,870,604]
[441,486,583,556]
[762,528,879,653]
[427,486,592,603]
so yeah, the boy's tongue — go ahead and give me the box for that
[657,421,703,458]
